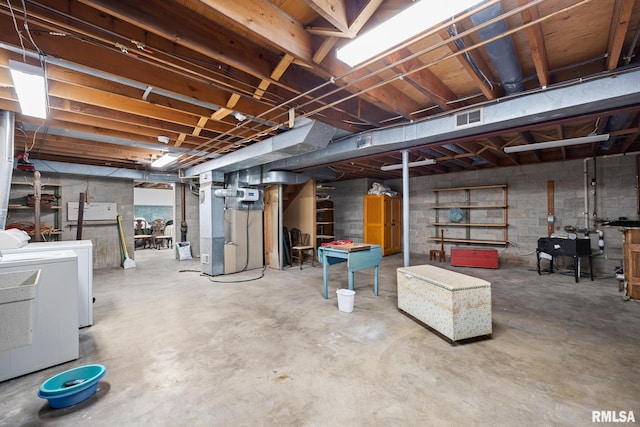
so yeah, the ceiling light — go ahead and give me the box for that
[503,134,610,153]
[336,0,483,67]
[157,135,169,144]
[8,60,48,119]
[381,158,436,171]
[151,153,179,168]
[233,112,246,122]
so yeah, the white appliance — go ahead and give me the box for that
[200,177,225,276]
[0,250,78,382]
[0,229,30,249]
[2,240,93,327]
[224,209,263,274]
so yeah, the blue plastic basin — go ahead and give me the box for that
[38,364,106,408]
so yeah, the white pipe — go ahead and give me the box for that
[583,153,629,231]
[279,185,283,270]
[583,157,590,230]
[596,229,604,255]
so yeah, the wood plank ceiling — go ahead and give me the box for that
[0,0,638,181]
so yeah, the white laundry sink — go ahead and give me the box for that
[0,270,40,352]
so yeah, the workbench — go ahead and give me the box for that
[317,244,382,299]
[536,237,593,283]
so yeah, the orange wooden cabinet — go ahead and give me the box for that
[364,194,401,256]
[624,229,640,300]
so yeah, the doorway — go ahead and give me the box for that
[133,181,176,258]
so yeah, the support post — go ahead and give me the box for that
[402,150,410,267]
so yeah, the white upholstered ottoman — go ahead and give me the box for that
[397,265,492,342]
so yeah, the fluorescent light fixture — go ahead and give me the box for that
[8,60,48,119]
[151,153,179,168]
[336,0,483,67]
[503,134,610,153]
[381,158,436,171]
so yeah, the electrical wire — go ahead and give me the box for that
[6,0,51,121]
[6,0,26,56]
[19,0,43,55]
[4,0,608,171]
[204,265,266,283]
[506,240,537,257]
[177,265,267,283]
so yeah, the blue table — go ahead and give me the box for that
[317,244,383,299]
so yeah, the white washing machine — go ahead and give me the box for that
[3,240,93,327]
[0,250,79,382]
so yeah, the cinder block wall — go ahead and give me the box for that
[330,178,375,242]
[334,155,637,274]
[174,182,200,257]
[11,171,134,269]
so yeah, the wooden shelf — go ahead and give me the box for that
[429,222,507,227]
[432,205,507,209]
[8,205,62,210]
[431,184,507,192]
[26,230,62,236]
[316,196,334,246]
[8,181,62,242]
[430,184,508,246]
[428,237,508,245]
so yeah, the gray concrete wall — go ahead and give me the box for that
[10,154,634,275]
[329,178,375,242]
[174,182,200,257]
[334,155,637,275]
[11,171,133,269]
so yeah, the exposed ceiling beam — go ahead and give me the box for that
[313,37,339,64]
[519,0,550,87]
[607,0,635,70]
[178,0,314,63]
[386,48,463,111]
[75,0,285,82]
[0,36,278,124]
[254,54,295,100]
[303,0,350,35]
[437,28,501,100]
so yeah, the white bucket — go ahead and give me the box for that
[336,288,356,313]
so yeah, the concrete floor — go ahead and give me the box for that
[1,249,639,426]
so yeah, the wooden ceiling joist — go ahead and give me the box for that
[518,0,550,87]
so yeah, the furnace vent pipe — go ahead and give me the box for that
[0,111,15,230]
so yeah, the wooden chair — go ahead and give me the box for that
[134,218,153,249]
[429,229,446,262]
[290,227,315,269]
[151,218,172,249]
[283,226,292,267]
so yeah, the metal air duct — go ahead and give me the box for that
[183,118,336,177]
[247,170,310,186]
[0,111,15,229]
[263,69,640,172]
[470,2,525,94]
[601,113,633,150]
